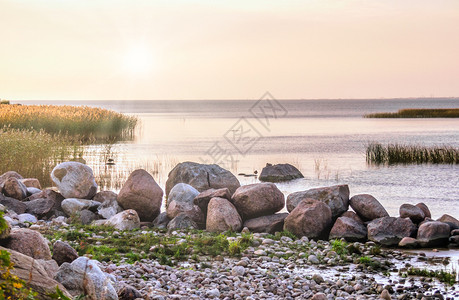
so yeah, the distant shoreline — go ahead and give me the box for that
[365,108,459,118]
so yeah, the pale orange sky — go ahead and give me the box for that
[1,0,458,100]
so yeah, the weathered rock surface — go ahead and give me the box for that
[398,237,419,248]
[55,256,117,300]
[193,188,231,216]
[349,194,389,221]
[259,163,304,182]
[437,214,459,230]
[167,183,200,207]
[417,220,451,247]
[166,183,204,227]
[367,217,416,246]
[51,161,98,199]
[287,185,349,219]
[77,209,98,225]
[0,193,26,214]
[52,240,79,266]
[61,198,100,216]
[18,213,38,224]
[329,216,367,242]
[2,177,28,200]
[20,178,42,189]
[0,171,23,187]
[243,213,288,234]
[106,209,140,231]
[118,283,142,300]
[165,162,240,196]
[284,199,333,239]
[97,196,123,219]
[152,212,170,229]
[1,246,72,300]
[93,190,117,203]
[25,198,55,219]
[340,211,364,223]
[400,203,425,223]
[231,183,284,220]
[416,202,431,219]
[206,197,242,233]
[4,228,52,259]
[117,169,163,222]
[28,188,66,217]
[167,213,199,232]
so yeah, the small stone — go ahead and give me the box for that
[232,266,245,277]
[380,289,391,300]
[308,255,319,264]
[254,250,267,256]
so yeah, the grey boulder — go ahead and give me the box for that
[259,163,304,182]
[51,161,98,199]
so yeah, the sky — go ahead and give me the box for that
[1,0,459,100]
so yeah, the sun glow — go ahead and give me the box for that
[123,45,154,75]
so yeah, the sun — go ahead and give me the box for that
[123,45,154,75]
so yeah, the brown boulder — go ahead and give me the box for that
[417,221,451,247]
[283,199,333,240]
[231,183,284,220]
[193,188,231,216]
[0,171,23,187]
[243,213,289,234]
[206,197,242,233]
[341,211,364,223]
[367,217,416,246]
[166,201,205,229]
[117,169,163,222]
[349,194,389,221]
[165,161,240,196]
[437,214,459,230]
[1,246,72,299]
[25,198,55,219]
[415,203,431,219]
[0,193,26,214]
[4,228,52,259]
[52,240,79,266]
[20,178,42,189]
[286,185,349,219]
[329,216,367,242]
[93,190,117,203]
[259,163,304,182]
[399,203,425,223]
[2,177,28,200]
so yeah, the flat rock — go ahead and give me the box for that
[231,182,284,220]
[367,217,416,246]
[243,213,288,234]
[284,199,332,239]
[117,169,163,222]
[349,194,389,221]
[165,161,240,196]
[51,161,98,199]
[206,197,242,233]
[259,163,304,182]
[287,185,349,219]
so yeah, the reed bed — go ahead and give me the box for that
[366,142,458,165]
[0,104,138,140]
[0,128,83,187]
[365,108,459,118]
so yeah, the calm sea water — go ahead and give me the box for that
[21,98,459,218]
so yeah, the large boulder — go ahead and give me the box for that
[329,216,367,242]
[206,197,242,233]
[0,193,26,214]
[0,171,23,188]
[54,257,117,300]
[61,198,100,216]
[20,178,42,189]
[399,203,425,224]
[243,213,288,234]
[1,246,72,299]
[28,188,66,217]
[167,202,205,229]
[437,214,459,230]
[117,169,163,222]
[25,198,55,219]
[165,162,240,196]
[417,221,451,247]
[51,162,98,199]
[259,163,304,182]
[193,188,231,216]
[106,209,140,231]
[231,183,284,220]
[416,203,431,219]
[4,228,52,259]
[52,240,79,266]
[286,185,349,219]
[367,217,416,246]
[167,183,200,208]
[349,194,389,221]
[284,199,333,240]
[2,177,28,200]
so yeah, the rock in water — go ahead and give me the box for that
[399,203,425,223]
[206,197,242,232]
[284,199,333,239]
[165,161,240,196]
[259,163,304,182]
[437,214,459,230]
[367,217,416,246]
[286,185,349,219]
[416,202,431,219]
[329,216,367,242]
[231,182,285,220]
[106,209,140,231]
[349,194,389,221]
[117,169,163,222]
[5,228,52,259]
[417,221,451,247]
[243,213,289,234]
[55,257,117,300]
[51,162,98,199]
